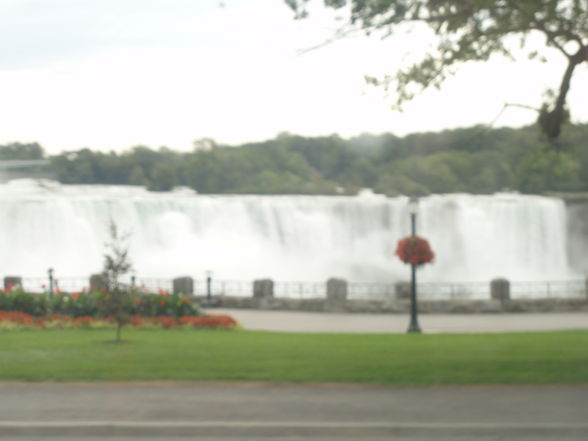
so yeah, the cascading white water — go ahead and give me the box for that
[0,179,578,283]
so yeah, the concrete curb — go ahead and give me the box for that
[2,421,588,437]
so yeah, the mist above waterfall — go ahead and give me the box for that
[0,179,578,283]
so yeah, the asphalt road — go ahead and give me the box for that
[0,383,587,440]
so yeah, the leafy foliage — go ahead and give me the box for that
[286,0,588,139]
[97,221,134,341]
[0,142,44,160]
[5,123,588,196]
[43,124,588,196]
[0,289,199,319]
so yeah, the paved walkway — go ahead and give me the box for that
[1,383,587,439]
[211,308,588,333]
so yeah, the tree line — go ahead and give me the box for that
[2,123,588,196]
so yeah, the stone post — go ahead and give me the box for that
[253,279,274,299]
[394,281,411,299]
[490,278,510,302]
[173,276,194,295]
[89,274,108,292]
[326,278,347,312]
[4,276,22,291]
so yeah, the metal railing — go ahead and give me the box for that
[134,278,173,294]
[418,282,492,300]
[510,280,586,299]
[196,280,253,297]
[135,279,326,298]
[4,275,588,301]
[18,277,88,293]
[347,282,396,299]
[346,282,492,300]
[274,282,326,299]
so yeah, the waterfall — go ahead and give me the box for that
[0,179,579,283]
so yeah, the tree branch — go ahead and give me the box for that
[539,45,586,138]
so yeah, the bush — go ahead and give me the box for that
[135,291,200,318]
[0,288,48,316]
[0,288,200,318]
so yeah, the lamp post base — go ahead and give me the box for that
[407,263,421,333]
[407,322,422,333]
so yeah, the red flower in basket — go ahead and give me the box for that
[395,236,435,266]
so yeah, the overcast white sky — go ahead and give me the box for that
[0,0,586,154]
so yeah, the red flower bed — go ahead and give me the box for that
[72,316,98,328]
[136,315,239,330]
[395,236,435,266]
[178,315,239,329]
[0,311,43,327]
[0,310,238,330]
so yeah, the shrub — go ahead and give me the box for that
[0,289,199,318]
[135,291,200,318]
[0,288,48,316]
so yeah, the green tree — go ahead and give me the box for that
[517,150,582,192]
[0,142,44,159]
[51,149,98,183]
[471,151,514,192]
[31,123,588,195]
[286,0,588,139]
[374,172,430,196]
[128,165,149,187]
[97,221,134,343]
[148,162,177,191]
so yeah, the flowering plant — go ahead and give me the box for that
[0,310,238,331]
[0,288,198,318]
[395,236,435,266]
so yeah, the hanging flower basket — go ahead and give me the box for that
[395,236,435,266]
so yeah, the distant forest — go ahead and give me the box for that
[2,124,588,196]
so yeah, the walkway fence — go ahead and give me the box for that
[347,282,489,300]
[3,274,587,301]
[510,280,586,299]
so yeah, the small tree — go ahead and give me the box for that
[98,221,134,342]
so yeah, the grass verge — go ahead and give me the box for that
[0,329,586,384]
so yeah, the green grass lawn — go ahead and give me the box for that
[0,329,586,384]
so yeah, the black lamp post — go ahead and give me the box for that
[48,268,54,300]
[206,270,213,302]
[407,197,422,334]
